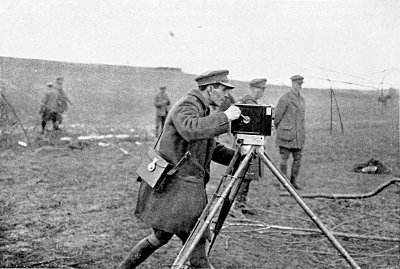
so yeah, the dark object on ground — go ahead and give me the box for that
[353,158,391,174]
[69,141,89,150]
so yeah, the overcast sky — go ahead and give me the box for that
[1,0,399,89]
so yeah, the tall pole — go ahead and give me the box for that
[331,88,345,134]
[320,67,344,135]
[0,91,32,148]
[330,87,333,134]
[0,57,31,149]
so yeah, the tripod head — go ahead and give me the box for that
[235,134,265,146]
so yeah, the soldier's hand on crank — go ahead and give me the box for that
[224,105,241,121]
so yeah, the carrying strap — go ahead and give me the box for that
[167,151,191,176]
[154,123,191,176]
[154,131,163,149]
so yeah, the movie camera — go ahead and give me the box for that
[230,104,273,145]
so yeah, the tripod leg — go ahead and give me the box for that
[206,199,234,256]
[256,147,360,269]
[207,143,255,255]
[206,146,248,254]
[171,147,255,269]
[207,157,252,255]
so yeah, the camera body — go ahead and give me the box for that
[231,104,273,136]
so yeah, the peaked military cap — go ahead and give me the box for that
[249,78,267,89]
[195,70,235,89]
[290,74,304,82]
[159,86,166,90]
[46,82,53,87]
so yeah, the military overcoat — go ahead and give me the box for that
[274,89,306,149]
[154,92,171,117]
[54,84,72,113]
[135,89,234,235]
[42,90,62,113]
[238,93,257,105]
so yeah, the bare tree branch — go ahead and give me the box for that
[280,179,400,199]
[223,222,400,242]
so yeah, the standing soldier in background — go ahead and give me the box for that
[154,86,170,137]
[39,77,72,134]
[274,75,306,190]
[234,78,268,215]
[39,83,62,133]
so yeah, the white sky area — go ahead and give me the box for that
[1,0,399,89]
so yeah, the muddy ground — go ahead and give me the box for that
[1,122,399,269]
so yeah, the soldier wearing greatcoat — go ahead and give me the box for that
[234,78,268,215]
[119,70,249,269]
[39,83,62,133]
[39,77,72,133]
[274,75,306,190]
[154,86,171,137]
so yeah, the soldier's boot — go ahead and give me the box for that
[279,162,287,177]
[118,238,159,269]
[290,159,302,190]
[235,181,257,215]
[189,238,215,269]
[278,162,288,190]
[229,202,243,218]
[236,180,249,206]
[41,121,46,135]
[241,205,257,215]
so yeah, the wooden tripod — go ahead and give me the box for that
[171,143,360,269]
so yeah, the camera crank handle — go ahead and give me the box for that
[240,114,250,124]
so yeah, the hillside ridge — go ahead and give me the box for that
[0,56,387,130]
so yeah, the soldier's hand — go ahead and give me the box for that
[224,105,241,121]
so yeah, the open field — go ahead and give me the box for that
[1,57,399,268]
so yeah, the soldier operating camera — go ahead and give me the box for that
[119,70,251,269]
